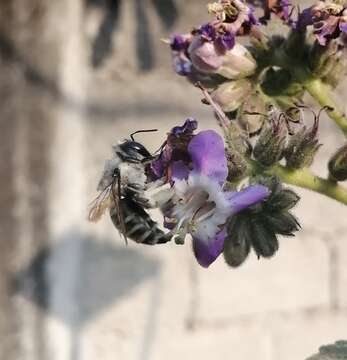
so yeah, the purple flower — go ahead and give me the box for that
[297,1,347,45]
[170,34,194,76]
[170,35,189,51]
[149,119,198,180]
[165,130,269,267]
[171,118,198,137]
[339,9,347,33]
[169,1,260,78]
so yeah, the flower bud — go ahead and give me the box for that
[309,41,338,76]
[251,221,279,258]
[263,212,300,236]
[211,79,253,112]
[284,120,321,169]
[188,36,224,73]
[225,121,251,155]
[188,31,257,79]
[307,340,347,360]
[224,176,300,267]
[216,43,257,79]
[253,118,287,167]
[265,188,300,211]
[238,91,266,135]
[328,144,347,181]
[224,122,249,181]
[224,214,251,267]
[309,42,347,87]
[226,150,248,181]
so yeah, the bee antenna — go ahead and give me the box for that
[130,129,158,141]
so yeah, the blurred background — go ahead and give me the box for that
[1,1,347,359]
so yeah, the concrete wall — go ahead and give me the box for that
[1,1,347,359]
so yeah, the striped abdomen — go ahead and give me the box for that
[110,197,171,245]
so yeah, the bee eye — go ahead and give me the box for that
[113,168,120,177]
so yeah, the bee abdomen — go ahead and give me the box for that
[110,198,171,245]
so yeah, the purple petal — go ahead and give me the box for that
[215,32,235,52]
[149,146,172,180]
[226,185,270,213]
[170,34,191,51]
[171,118,198,137]
[248,6,259,26]
[192,229,226,268]
[198,23,216,41]
[172,55,193,76]
[150,158,165,179]
[340,21,347,33]
[279,0,290,21]
[170,160,189,181]
[188,130,228,184]
[296,7,314,31]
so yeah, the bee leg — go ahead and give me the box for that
[127,184,144,193]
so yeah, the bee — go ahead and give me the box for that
[88,130,172,245]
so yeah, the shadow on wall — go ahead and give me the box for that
[13,230,163,360]
[0,30,186,120]
[85,0,179,70]
[13,230,161,326]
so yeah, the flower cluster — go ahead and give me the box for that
[92,0,347,270]
[169,0,347,123]
[169,0,262,113]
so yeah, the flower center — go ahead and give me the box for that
[172,187,217,243]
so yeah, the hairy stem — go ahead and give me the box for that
[304,78,347,137]
[250,161,347,205]
[270,45,347,137]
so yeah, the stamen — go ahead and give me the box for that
[195,206,216,223]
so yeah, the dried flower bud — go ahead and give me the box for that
[285,118,321,169]
[238,91,267,135]
[253,117,287,167]
[328,143,347,181]
[309,41,347,87]
[188,36,224,73]
[188,35,257,79]
[211,79,253,112]
[207,0,259,34]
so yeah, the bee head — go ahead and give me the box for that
[117,140,152,162]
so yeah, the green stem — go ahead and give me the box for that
[303,78,347,137]
[251,162,347,206]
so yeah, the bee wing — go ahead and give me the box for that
[88,187,113,222]
[110,173,128,245]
